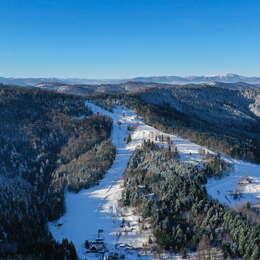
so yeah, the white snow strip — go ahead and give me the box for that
[49,102,152,259]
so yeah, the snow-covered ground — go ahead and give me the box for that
[49,101,260,259]
[49,102,153,259]
[206,160,260,207]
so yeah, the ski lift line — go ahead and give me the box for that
[96,183,116,211]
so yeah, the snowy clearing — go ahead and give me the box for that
[49,101,260,259]
[206,160,260,207]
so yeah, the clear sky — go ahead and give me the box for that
[0,0,260,78]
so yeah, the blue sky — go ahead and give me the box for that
[0,0,260,78]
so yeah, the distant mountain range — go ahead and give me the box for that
[132,74,260,85]
[1,73,260,86]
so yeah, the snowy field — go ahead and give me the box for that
[206,160,260,207]
[49,101,260,259]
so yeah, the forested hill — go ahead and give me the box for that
[115,85,260,163]
[123,142,260,259]
[0,86,115,259]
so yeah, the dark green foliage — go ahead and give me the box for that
[122,142,260,259]
[203,153,233,177]
[59,114,113,163]
[52,140,116,193]
[1,237,77,260]
[0,86,115,258]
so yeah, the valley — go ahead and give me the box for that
[0,83,259,259]
[1,1,260,259]
[49,100,260,259]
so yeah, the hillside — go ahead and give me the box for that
[123,142,260,259]
[0,86,115,258]
[127,85,260,163]
[93,84,259,163]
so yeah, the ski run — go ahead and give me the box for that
[49,101,260,259]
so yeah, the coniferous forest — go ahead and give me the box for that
[0,86,115,259]
[0,84,259,259]
[122,141,260,259]
[92,86,260,164]
[1,1,260,259]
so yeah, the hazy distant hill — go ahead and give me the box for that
[132,73,260,84]
[1,73,260,86]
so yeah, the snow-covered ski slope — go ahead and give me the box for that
[49,101,260,259]
[49,102,152,259]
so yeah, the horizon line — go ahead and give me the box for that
[1,72,260,80]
